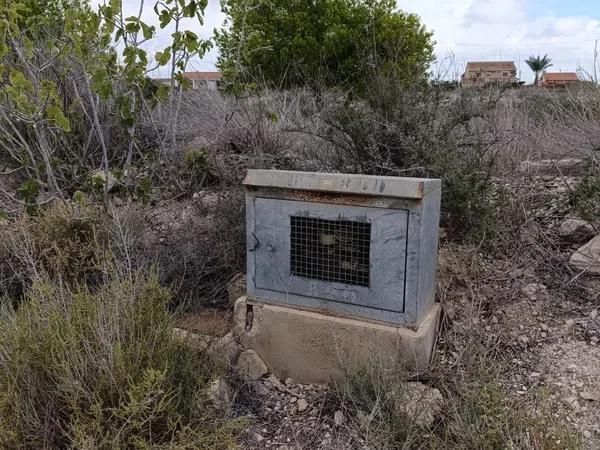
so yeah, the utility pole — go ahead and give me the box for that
[594,39,598,84]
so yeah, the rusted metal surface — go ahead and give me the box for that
[244,170,440,199]
[249,187,415,210]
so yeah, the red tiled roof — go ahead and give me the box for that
[542,72,579,82]
[183,71,222,81]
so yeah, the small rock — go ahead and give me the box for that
[252,433,264,443]
[208,331,242,367]
[172,328,211,352]
[590,309,598,320]
[579,391,600,402]
[333,410,345,427]
[393,382,444,428]
[206,377,232,411]
[561,396,578,408]
[297,398,308,412]
[236,349,268,380]
[569,235,600,275]
[583,430,592,439]
[564,319,576,332]
[558,219,595,243]
[522,283,548,301]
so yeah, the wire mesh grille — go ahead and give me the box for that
[290,216,371,287]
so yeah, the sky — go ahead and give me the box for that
[98,0,600,83]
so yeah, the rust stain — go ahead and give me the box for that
[258,188,380,207]
[417,182,424,198]
[249,187,415,210]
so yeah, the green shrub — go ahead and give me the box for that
[571,159,600,221]
[184,148,215,187]
[0,273,241,449]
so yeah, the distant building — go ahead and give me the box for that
[152,71,223,90]
[539,72,580,88]
[183,71,223,90]
[461,61,520,87]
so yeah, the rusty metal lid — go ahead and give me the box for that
[243,170,441,199]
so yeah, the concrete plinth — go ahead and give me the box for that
[233,296,441,384]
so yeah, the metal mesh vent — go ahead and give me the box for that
[290,216,371,287]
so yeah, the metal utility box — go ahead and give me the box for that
[243,170,441,326]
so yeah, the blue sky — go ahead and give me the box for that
[103,0,600,83]
[526,0,598,18]
[402,0,600,81]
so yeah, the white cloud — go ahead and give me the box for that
[397,0,600,82]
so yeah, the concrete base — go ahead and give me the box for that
[233,296,441,384]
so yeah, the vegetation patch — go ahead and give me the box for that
[0,273,242,449]
[334,352,580,450]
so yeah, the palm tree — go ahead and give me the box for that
[525,54,553,86]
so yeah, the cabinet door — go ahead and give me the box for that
[251,197,408,313]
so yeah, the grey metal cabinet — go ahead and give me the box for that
[244,170,441,326]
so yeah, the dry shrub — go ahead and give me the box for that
[304,82,515,242]
[192,190,246,307]
[334,349,579,450]
[0,201,108,301]
[31,201,107,281]
[0,273,242,449]
[144,190,246,310]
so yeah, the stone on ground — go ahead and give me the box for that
[569,235,600,275]
[208,331,242,367]
[206,376,232,411]
[558,219,595,243]
[236,349,268,380]
[521,283,549,301]
[393,382,443,428]
[172,327,211,352]
[297,398,308,412]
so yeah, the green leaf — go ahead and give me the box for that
[158,10,171,28]
[140,22,155,40]
[156,83,169,100]
[17,179,39,204]
[155,49,171,66]
[46,105,71,132]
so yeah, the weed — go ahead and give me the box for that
[571,158,600,221]
[334,350,580,450]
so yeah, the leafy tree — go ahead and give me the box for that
[0,0,210,201]
[216,0,434,93]
[525,54,552,86]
